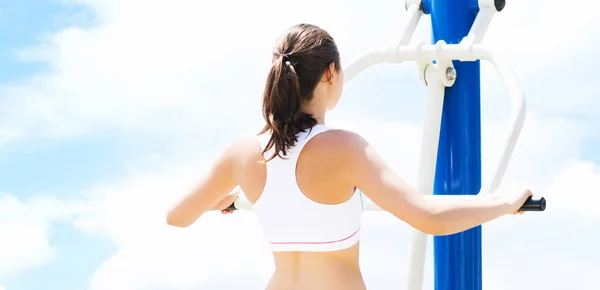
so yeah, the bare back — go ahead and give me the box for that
[233,129,367,290]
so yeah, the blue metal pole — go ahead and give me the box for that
[421,0,482,289]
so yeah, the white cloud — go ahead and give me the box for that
[0,194,73,280]
[1,0,392,149]
[0,193,93,281]
[0,195,56,279]
[486,0,598,72]
[0,1,597,152]
[4,0,598,150]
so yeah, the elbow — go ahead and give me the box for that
[413,212,449,236]
[166,212,190,228]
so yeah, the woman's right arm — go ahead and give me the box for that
[340,131,531,236]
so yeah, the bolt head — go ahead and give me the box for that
[446,67,456,81]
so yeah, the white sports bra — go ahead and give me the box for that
[252,124,364,252]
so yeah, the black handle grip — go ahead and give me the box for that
[519,196,546,211]
[225,202,237,211]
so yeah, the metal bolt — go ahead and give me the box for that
[446,67,456,81]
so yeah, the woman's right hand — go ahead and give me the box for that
[498,188,533,215]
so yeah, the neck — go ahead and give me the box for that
[301,101,326,124]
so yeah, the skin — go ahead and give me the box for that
[166,63,532,290]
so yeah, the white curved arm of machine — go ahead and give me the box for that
[344,41,526,193]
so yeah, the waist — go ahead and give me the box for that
[267,246,365,290]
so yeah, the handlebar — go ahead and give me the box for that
[225,196,546,211]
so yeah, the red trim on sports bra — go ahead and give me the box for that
[268,227,361,245]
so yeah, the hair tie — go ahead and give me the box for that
[281,52,295,63]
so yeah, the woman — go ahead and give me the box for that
[166,23,532,290]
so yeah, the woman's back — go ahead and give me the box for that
[236,126,367,290]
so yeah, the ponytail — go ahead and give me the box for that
[260,56,317,161]
[259,23,341,161]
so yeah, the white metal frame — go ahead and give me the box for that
[230,1,526,289]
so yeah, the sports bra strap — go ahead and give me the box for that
[256,124,331,160]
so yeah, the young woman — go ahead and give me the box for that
[166,23,533,290]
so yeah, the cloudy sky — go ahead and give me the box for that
[1,0,599,289]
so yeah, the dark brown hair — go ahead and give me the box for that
[260,23,341,161]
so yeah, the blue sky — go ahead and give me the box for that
[1,1,116,289]
[1,0,600,290]
[0,0,94,82]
